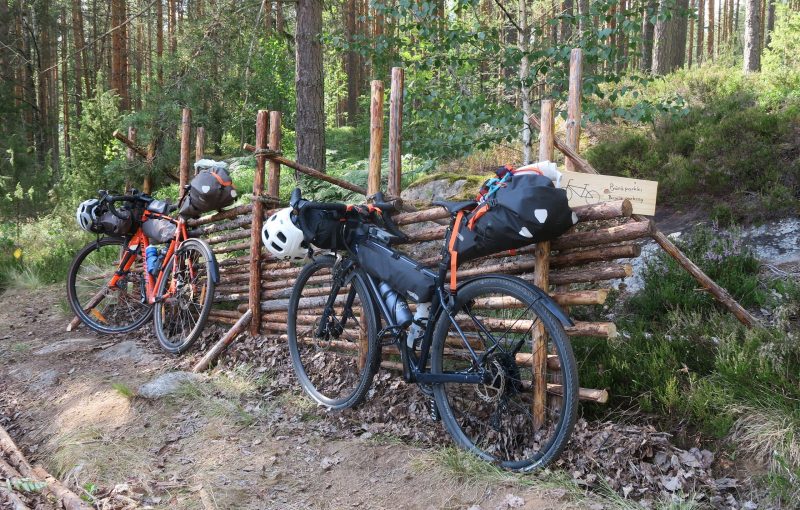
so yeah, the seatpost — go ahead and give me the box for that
[438,221,456,304]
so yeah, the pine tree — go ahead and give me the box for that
[295,0,326,172]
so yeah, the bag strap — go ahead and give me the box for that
[210,169,233,187]
[447,210,465,293]
[466,202,490,230]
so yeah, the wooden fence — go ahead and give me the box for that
[88,50,756,407]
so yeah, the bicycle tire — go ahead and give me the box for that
[153,239,216,354]
[431,275,578,471]
[66,237,153,334]
[287,255,380,410]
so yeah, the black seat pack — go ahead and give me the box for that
[451,172,576,265]
[179,161,237,218]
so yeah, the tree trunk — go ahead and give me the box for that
[70,0,87,119]
[276,0,284,36]
[345,0,358,125]
[652,0,689,74]
[764,0,775,47]
[688,0,695,67]
[696,0,705,64]
[616,0,626,72]
[561,0,573,44]
[640,0,657,72]
[157,0,164,84]
[61,9,71,159]
[169,0,177,54]
[743,0,761,72]
[577,0,589,35]
[518,0,531,164]
[295,0,326,173]
[707,0,715,59]
[110,0,129,110]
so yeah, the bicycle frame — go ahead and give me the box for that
[336,259,486,387]
[107,210,191,305]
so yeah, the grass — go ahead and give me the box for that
[1,266,45,290]
[425,447,706,509]
[10,342,31,353]
[111,382,135,399]
[170,365,273,427]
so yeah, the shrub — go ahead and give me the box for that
[626,227,764,323]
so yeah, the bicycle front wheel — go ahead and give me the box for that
[431,275,578,471]
[153,239,216,354]
[287,255,380,410]
[66,237,153,334]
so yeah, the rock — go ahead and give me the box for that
[96,341,153,363]
[401,178,468,203]
[33,368,59,390]
[34,337,101,356]
[138,371,205,399]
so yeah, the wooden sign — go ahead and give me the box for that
[559,171,659,216]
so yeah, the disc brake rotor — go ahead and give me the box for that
[476,358,507,403]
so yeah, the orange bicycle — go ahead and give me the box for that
[67,190,218,353]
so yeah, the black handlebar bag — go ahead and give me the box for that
[97,209,134,237]
[451,173,577,265]
[294,208,349,251]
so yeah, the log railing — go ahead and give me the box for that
[84,55,755,415]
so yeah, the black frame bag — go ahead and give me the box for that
[142,218,177,244]
[356,237,436,303]
[451,173,576,265]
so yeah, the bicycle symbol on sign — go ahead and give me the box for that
[563,179,601,205]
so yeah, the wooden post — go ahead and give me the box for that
[249,110,269,336]
[388,68,404,198]
[179,108,192,199]
[528,114,759,328]
[125,126,137,191]
[195,126,205,166]
[192,309,253,372]
[267,111,282,198]
[532,99,554,430]
[565,49,582,173]
[368,80,384,198]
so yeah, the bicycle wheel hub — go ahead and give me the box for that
[476,358,507,403]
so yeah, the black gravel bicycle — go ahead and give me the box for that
[286,188,578,471]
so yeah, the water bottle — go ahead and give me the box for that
[407,302,431,348]
[145,246,160,275]
[378,282,412,327]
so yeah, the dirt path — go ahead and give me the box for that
[0,285,576,510]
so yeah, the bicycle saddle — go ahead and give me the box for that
[432,200,477,215]
[147,200,176,215]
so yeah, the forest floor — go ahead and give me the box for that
[0,283,763,510]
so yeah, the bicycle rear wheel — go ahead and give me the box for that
[66,237,153,334]
[431,275,578,471]
[287,255,380,410]
[153,239,216,354]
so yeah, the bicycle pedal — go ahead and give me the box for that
[427,398,440,422]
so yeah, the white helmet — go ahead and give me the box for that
[262,208,308,261]
[76,199,101,232]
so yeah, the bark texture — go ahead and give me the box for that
[295,0,326,172]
